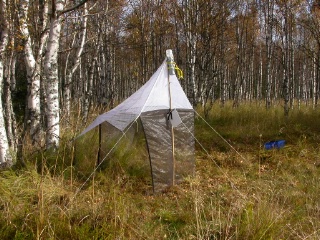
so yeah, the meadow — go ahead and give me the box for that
[1,102,320,239]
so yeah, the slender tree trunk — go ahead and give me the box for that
[233,8,245,108]
[83,58,95,120]
[282,3,294,117]
[312,53,317,109]
[106,45,115,109]
[249,45,255,102]
[301,56,307,106]
[182,0,198,106]
[64,4,87,117]
[219,2,227,107]
[3,2,17,152]
[317,49,320,107]
[265,0,274,109]
[283,31,290,116]
[0,62,11,167]
[19,0,48,145]
[187,40,197,105]
[21,0,40,136]
[0,0,13,167]
[4,50,17,152]
[257,48,263,102]
[44,1,65,149]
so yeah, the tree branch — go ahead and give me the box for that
[59,0,90,15]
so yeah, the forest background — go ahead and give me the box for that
[0,0,320,166]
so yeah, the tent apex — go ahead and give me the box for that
[166,49,175,76]
[166,49,173,59]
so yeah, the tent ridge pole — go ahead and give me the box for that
[166,49,176,186]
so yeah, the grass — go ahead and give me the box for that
[1,101,320,239]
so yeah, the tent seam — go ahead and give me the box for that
[133,60,167,122]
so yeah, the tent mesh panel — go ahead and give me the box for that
[141,109,194,192]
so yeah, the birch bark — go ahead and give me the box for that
[18,0,48,144]
[44,0,65,148]
[182,0,198,106]
[63,4,88,117]
[4,46,17,152]
[3,0,17,152]
[265,0,274,109]
[219,2,227,107]
[0,0,13,166]
[313,54,317,108]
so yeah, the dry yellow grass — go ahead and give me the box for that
[0,102,320,239]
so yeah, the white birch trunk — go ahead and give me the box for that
[0,61,11,166]
[4,49,17,152]
[83,58,95,120]
[0,0,13,167]
[219,2,226,107]
[18,0,46,144]
[312,54,317,109]
[265,0,274,109]
[19,0,48,143]
[3,2,17,152]
[258,48,263,101]
[183,0,198,106]
[301,57,307,105]
[64,4,87,116]
[44,0,65,149]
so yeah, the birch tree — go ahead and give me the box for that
[308,1,320,108]
[233,1,248,107]
[277,0,298,116]
[18,0,48,144]
[44,0,89,149]
[180,0,198,106]
[43,0,65,148]
[3,0,17,153]
[63,3,88,117]
[0,0,13,167]
[263,0,275,109]
[218,0,229,107]
[3,23,18,153]
[195,1,220,112]
[3,47,17,152]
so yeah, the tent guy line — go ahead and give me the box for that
[72,108,250,203]
[70,119,136,204]
[77,49,194,193]
[76,49,253,196]
[180,115,250,202]
[195,111,248,163]
[72,49,254,199]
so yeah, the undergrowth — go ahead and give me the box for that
[0,102,320,239]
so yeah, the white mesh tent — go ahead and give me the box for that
[78,50,195,192]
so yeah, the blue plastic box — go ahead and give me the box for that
[264,140,286,150]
